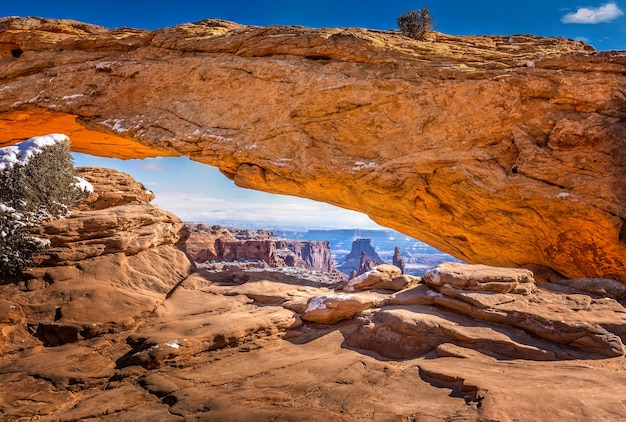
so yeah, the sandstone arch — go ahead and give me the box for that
[1,17,624,281]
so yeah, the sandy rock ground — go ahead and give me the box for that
[2,265,626,421]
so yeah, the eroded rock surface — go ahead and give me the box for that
[0,17,624,281]
[0,167,194,351]
[4,262,626,420]
[2,177,626,420]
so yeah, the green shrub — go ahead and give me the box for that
[398,7,433,40]
[0,134,92,276]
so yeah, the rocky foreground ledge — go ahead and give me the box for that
[0,17,624,282]
[1,168,626,420]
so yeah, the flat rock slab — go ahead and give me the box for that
[124,276,300,368]
[418,357,626,421]
[224,278,332,309]
[0,342,115,392]
[157,330,473,421]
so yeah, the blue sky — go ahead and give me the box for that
[3,1,625,228]
[72,154,380,229]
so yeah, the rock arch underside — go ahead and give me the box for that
[0,17,624,282]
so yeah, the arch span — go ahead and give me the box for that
[1,18,625,281]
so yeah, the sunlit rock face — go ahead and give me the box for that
[4,167,194,348]
[0,17,624,281]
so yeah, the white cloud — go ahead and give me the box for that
[71,154,383,230]
[561,3,624,24]
[152,191,381,230]
[133,162,167,171]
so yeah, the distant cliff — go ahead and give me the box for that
[185,224,334,272]
[337,238,382,274]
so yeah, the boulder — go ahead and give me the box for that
[379,275,422,291]
[75,166,155,210]
[344,264,403,291]
[301,293,377,324]
[424,262,536,294]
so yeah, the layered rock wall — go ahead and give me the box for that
[0,18,624,281]
[185,224,334,271]
[1,167,195,348]
[286,240,334,272]
[218,239,281,266]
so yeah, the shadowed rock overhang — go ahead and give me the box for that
[0,17,624,282]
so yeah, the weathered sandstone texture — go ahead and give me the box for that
[1,167,194,348]
[0,17,624,281]
[7,259,626,420]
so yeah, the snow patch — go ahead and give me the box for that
[305,294,351,313]
[556,192,570,199]
[30,237,51,248]
[206,134,231,142]
[518,61,535,68]
[61,94,84,101]
[74,177,94,193]
[425,267,441,284]
[164,340,180,349]
[99,118,128,134]
[0,134,69,171]
[352,161,377,171]
[0,203,16,213]
[344,269,379,292]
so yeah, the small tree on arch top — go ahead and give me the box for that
[397,7,433,40]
